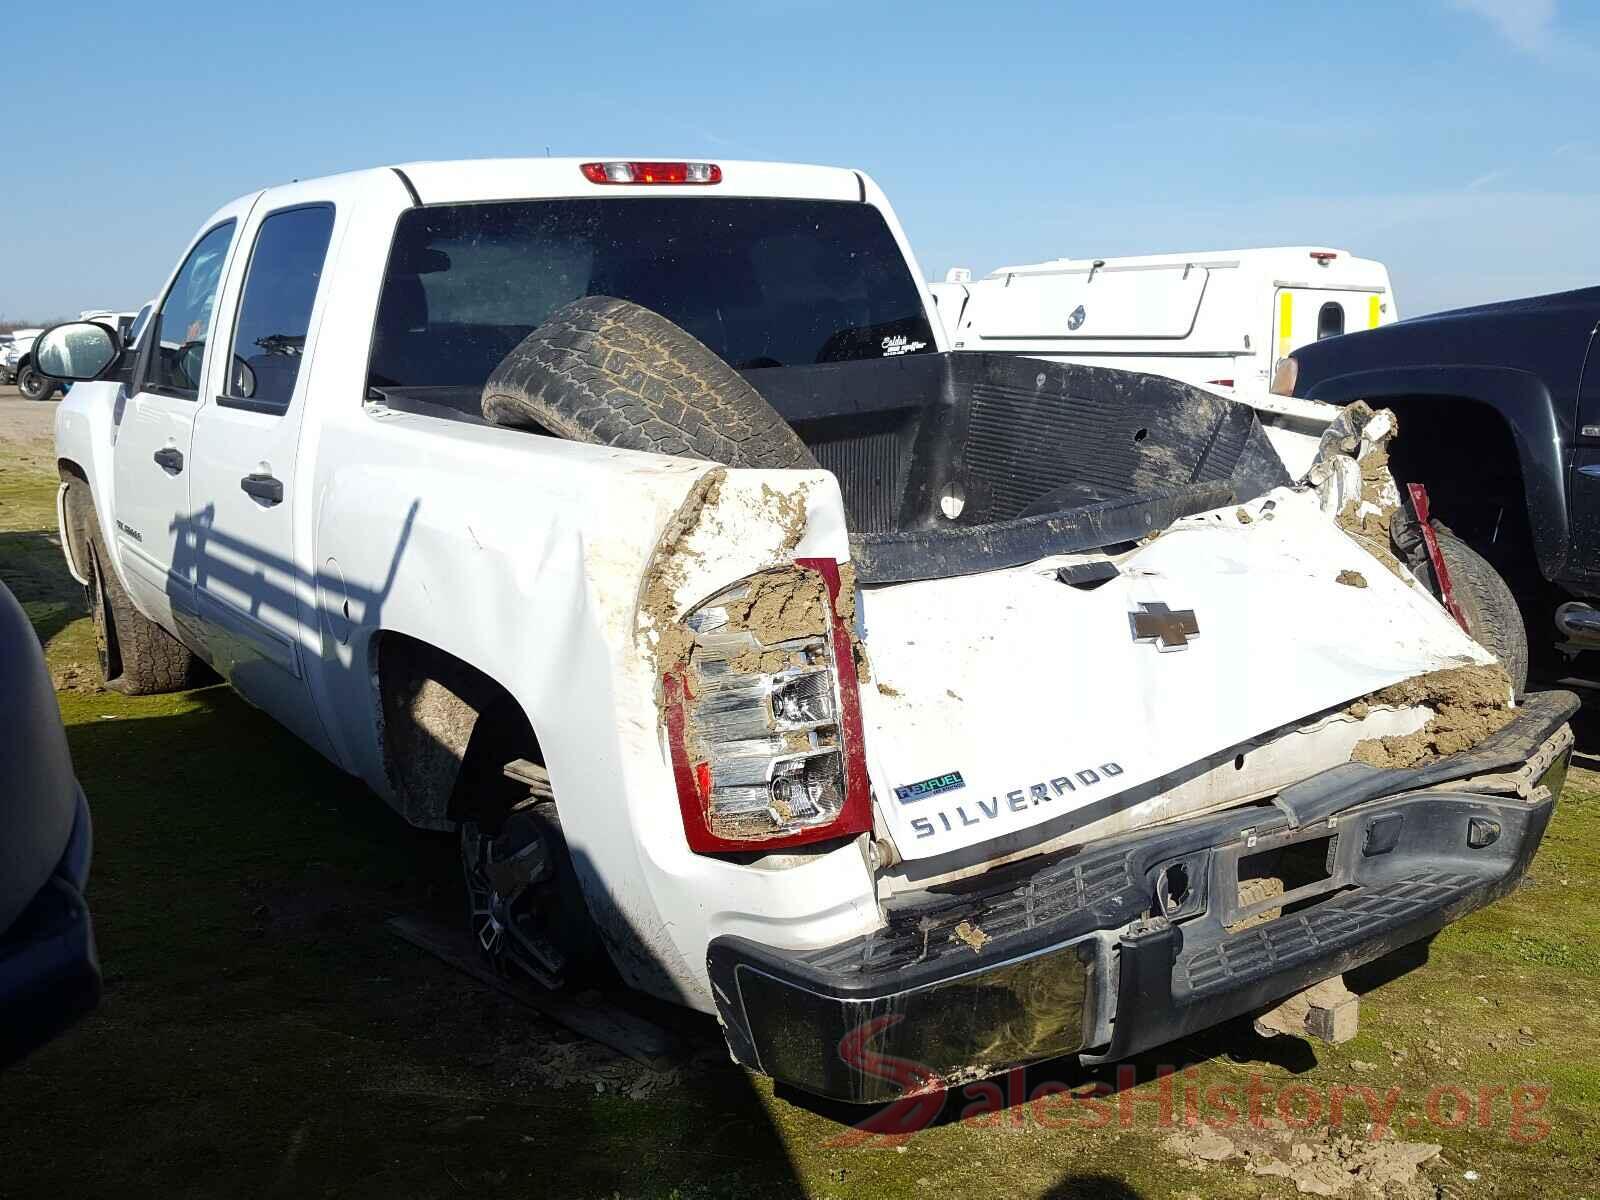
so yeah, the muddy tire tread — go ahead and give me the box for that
[481,296,819,470]
[1433,525,1529,697]
[67,479,207,695]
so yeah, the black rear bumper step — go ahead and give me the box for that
[707,695,1575,1103]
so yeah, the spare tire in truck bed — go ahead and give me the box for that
[481,296,820,470]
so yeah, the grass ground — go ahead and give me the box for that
[2,402,1599,1198]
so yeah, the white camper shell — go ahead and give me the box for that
[936,248,1399,476]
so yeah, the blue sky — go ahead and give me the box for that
[4,0,1599,319]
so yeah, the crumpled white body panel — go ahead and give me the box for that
[858,487,1492,862]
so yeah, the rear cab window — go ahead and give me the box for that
[367,197,935,391]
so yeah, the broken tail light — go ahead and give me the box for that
[663,558,871,853]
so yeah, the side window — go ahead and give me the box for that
[148,222,236,397]
[1317,301,1345,340]
[223,205,336,411]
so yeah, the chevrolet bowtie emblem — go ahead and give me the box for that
[1130,602,1200,651]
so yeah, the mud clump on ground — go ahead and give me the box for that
[1163,1122,1441,1198]
[1336,569,1367,589]
[1349,663,1516,769]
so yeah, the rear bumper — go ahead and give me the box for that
[707,692,1576,1103]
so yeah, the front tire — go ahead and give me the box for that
[66,479,208,695]
[1433,526,1529,696]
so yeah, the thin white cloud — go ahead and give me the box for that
[1450,0,1559,53]
[1449,0,1595,64]
[1466,167,1508,192]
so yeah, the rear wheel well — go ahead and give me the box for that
[371,633,541,830]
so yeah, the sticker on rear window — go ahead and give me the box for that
[881,335,927,357]
[894,771,966,803]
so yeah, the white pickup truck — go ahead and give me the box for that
[41,158,1574,1104]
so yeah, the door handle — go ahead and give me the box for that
[241,472,284,505]
[153,447,184,474]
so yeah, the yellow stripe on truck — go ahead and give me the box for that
[1278,292,1293,359]
[1368,294,1382,328]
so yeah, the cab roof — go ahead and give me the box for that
[264,157,868,208]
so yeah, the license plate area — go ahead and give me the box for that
[1214,820,1355,932]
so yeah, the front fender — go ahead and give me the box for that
[53,381,128,587]
[1305,365,1568,580]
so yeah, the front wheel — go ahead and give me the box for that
[17,365,57,401]
[1433,526,1529,697]
[66,479,208,694]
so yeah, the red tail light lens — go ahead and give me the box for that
[580,161,722,185]
[663,558,870,853]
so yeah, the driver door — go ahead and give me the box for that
[109,193,260,639]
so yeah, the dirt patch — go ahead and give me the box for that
[0,393,60,453]
[638,468,727,677]
[759,482,811,557]
[834,561,857,626]
[1349,664,1515,769]
[1335,436,1405,577]
[727,647,796,674]
[834,561,874,683]
[1163,1122,1441,1198]
[722,568,828,646]
[1336,569,1368,589]
[1310,403,1410,582]
[508,1035,688,1101]
[951,920,989,952]
[1235,507,1253,525]
[637,472,825,684]
[1227,875,1285,933]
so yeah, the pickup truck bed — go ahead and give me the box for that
[382,350,1290,584]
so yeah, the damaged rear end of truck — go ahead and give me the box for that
[638,351,1575,1103]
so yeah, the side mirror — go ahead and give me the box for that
[33,322,121,382]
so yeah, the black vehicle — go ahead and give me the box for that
[0,580,99,1067]
[1277,286,1600,683]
